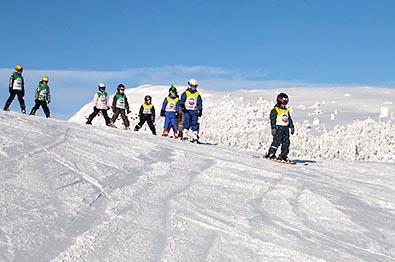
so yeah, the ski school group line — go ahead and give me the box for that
[3,64,295,163]
[85,80,203,142]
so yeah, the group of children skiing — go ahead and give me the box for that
[3,65,295,162]
[3,65,51,117]
[84,78,203,143]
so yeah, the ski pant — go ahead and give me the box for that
[268,126,290,158]
[30,100,50,118]
[164,112,178,131]
[87,107,111,125]
[4,90,25,111]
[111,108,129,127]
[135,114,156,134]
[183,110,199,131]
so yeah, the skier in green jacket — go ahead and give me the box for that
[3,64,26,113]
[30,76,51,118]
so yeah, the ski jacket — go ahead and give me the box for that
[92,91,109,109]
[180,89,202,111]
[112,93,129,110]
[35,83,51,102]
[139,103,155,118]
[9,72,24,92]
[270,104,294,129]
[161,96,180,112]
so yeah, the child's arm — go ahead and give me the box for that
[151,106,156,121]
[47,87,51,103]
[288,112,295,134]
[112,95,117,110]
[269,108,277,136]
[139,105,144,116]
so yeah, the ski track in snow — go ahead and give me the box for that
[0,111,395,262]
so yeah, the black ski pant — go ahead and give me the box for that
[111,108,129,127]
[135,114,156,134]
[268,126,290,158]
[87,107,111,125]
[4,90,25,111]
[30,100,50,118]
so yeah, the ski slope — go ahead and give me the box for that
[70,85,395,162]
[1,111,395,261]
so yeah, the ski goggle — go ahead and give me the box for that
[119,88,125,91]
[280,97,289,104]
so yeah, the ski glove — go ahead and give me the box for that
[290,127,295,135]
[112,107,116,113]
[160,110,165,117]
[180,105,187,113]
[271,128,277,136]
[198,109,202,117]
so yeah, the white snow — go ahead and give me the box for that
[1,111,395,261]
[70,85,395,162]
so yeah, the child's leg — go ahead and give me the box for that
[120,109,129,127]
[86,107,100,123]
[41,101,50,118]
[134,115,146,131]
[111,108,121,124]
[267,129,281,156]
[29,100,41,115]
[146,116,156,135]
[101,109,111,125]
[280,129,291,159]
[183,111,191,130]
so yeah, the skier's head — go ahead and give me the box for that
[15,64,23,73]
[98,82,106,92]
[169,85,177,97]
[277,93,289,106]
[41,76,49,84]
[117,84,125,93]
[144,95,152,104]
[188,79,198,91]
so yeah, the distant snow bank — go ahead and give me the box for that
[70,85,395,162]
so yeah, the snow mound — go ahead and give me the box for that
[70,85,395,162]
[1,111,395,261]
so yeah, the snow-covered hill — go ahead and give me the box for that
[70,85,395,162]
[1,111,395,261]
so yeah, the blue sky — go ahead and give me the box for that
[1,0,394,118]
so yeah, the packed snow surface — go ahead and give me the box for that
[1,112,395,261]
[70,85,395,162]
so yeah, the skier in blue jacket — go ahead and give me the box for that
[160,85,180,138]
[179,79,203,142]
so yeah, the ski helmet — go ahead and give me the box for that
[169,85,177,93]
[144,95,152,103]
[277,93,289,105]
[188,79,198,88]
[41,76,49,82]
[98,82,106,91]
[15,64,23,73]
[117,84,125,92]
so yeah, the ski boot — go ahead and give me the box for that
[21,109,26,114]
[3,107,9,111]
[86,120,92,125]
[265,154,277,160]
[173,131,179,139]
[162,129,169,137]
[277,155,291,163]
[190,131,199,143]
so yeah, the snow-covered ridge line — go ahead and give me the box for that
[70,85,395,162]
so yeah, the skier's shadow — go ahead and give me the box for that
[293,159,317,165]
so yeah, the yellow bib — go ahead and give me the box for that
[142,103,153,114]
[275,107,290,126]
[166,97,179,112]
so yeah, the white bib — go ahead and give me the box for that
[276,113,289,126]
[185,97,197,110]
[13,79,23,90]
[116,98,126,109]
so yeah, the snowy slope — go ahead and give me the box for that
[70,85,395,161]
[1,111,395,261]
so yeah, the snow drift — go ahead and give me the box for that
[70,85,395,162]
[1,111,395,261]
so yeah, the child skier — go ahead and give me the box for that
[160,85,180,138]
[179,79,203,142]
[265,93,295,162]
[3,64,26,113]
[30,76,51,118]
[86,83,114,127]
[134,95,156,135]
[111,84,130,129]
